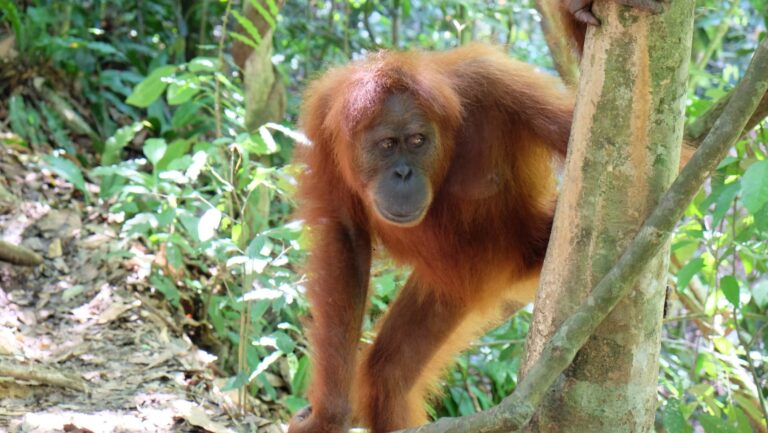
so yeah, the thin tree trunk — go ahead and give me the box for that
[521,1,695,432]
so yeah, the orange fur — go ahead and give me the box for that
[287,43,574,433]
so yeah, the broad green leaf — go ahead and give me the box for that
[712,336,735,355]
[258,126,280,154]
[283,396,309,414]
[676,258,705,290]
[248,0,276,29]
[711,181,740,226]
[171,101,203,130]
[85,41,121,57]
[274,331,295,354]
[229,31,259,50]
[290,355,310,395]
[41,155,90,200]
[150,274,180,306]
[264,0,280,15]
[699,414,738,433]
[156,139,191,171]
[725,406,753,433]
[198,208,222,242]
[167,80,200,105]
[720,276,740,307]
[222,372,249,391]
[741,159,768,215]
[663,399,693,433]
[248,351,282,382]
[166,243,183,270]
[752,280,768,309]
[102,122,143,165]
[188,57,219,73]
[143,138,167,166]
[126,65,177,108]
[231,9,262,46]
[0,0,21,40]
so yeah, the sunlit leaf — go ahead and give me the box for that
[167,81,200,105]
[41,155,90,200]
[126,65,177,107]
[248,0,276,29]
[102,122,143,165]
[752,280,768,309]
[150,274,180,306]
[719,276,740,307]
[741,159,768,215]
[699,414,738,433]
[676,258,704,290]
[198,208,222,242]
[143,138,167,166]
[231,9,262,46]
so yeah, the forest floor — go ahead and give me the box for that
[0,145,284,433]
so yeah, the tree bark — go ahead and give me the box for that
[533,0,579,86]
[521,2,695,432]
[232,0,287,131]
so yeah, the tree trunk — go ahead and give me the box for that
[232,0,287,131]
[521,2,695,432]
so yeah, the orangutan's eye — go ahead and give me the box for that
[408,134,426,147]
[380,138,395,149]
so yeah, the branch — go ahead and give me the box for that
[392,37,768,433]
[533,0,579,86]
[0,360,88,392]
[685,89,768,147]
[0,239,43,266]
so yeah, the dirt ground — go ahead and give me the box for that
[0,146,284,433]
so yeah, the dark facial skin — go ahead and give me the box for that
[359,93,439,227]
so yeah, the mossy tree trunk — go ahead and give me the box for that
[231,0,286,244]
[232,0,286,132]
[521,1,696,432]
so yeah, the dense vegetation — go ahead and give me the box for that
[0,1,766,431]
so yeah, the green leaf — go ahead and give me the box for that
[720,276,740,307]
[676,258,705,290]
[143,138,167,166]
[248,0,276,29]
[166,79,200,105]
[0,0,21,40]
[231,9,263,46]
[85,41,122,57]
[188,57,219,73]
[222,372,249,391]
[41,155,90,201]
[198,208,222,242]
[725,406,753,433]
[677,412,702,433]
[283,396,309,414]
[711,181,740,226]
[274,331,295,354]
[741,159,768,215]
[290,355,310,394]
[102,122,143,165]
[150,274,180,306]
[229,31,259,50]
[156,139,191,171]
[264,0,280,16]
[752,280,768,309]
[126,65,177,108]
[699,414,738,433]
[171,101,203,130]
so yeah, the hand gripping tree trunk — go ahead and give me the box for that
[521,1,695,433]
